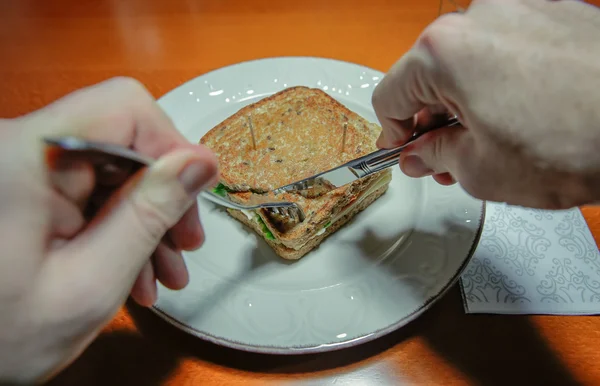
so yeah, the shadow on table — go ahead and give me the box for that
[45,329,178,386]
[419,286,580,386]
[49,287,579,386]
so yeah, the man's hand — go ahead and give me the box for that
[372,0,600,209]
[0,77,218,382]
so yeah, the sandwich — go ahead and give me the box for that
[200,86,392,260]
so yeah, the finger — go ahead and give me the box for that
[90,176,207,251]
[130,260,157,307]
[131,240,189,306]
[374,115,416,149]
[372,52,426,147]
[50,159,95,211]
[59,147,218,305]
[372,13,465,148]
[399,154,434,178]
[414,107,453,133]
[50,191,85,239]
[372,47,444,147]
[153,242,189,290]
[402,127,546,205]
[376,106,455,149]
[168,202,205,252]
[432,172,457,186]
[399,125,470,177]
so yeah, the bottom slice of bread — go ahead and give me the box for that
[227,184,390,260]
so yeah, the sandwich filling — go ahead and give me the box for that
[214,170,391,250]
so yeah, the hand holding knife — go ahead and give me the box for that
[272,113,461,196]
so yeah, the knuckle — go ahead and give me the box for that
[430,135,445,166]
[105,77,154,103]
[371,81,386,108]
[371,86,381,110]
[420,13,465,48]
[107,76,147,93]
[417,14,469,79]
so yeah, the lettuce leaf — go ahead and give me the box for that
[212,183,230,197]
[212,183,275,240]
[256,215,275,240]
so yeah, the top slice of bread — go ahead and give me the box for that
[199,86,390,249]
[200,86,383,193]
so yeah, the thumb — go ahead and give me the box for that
[66,147,218,299]
[399,126,467,178]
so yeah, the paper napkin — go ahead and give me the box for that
[460,202,600,314]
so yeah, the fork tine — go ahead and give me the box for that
[299,208,306,222]
[285,207,296,222]
[294,208,302,223]
[291,205,305,223]
[289,209,296,220]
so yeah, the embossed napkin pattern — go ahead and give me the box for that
[460,202,600,314]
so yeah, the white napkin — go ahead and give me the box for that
[460,202,600,314]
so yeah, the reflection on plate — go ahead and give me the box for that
[153,57,484,354]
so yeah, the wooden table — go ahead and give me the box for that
[2,1,600,384]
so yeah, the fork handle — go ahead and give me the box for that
[44,136,244,210]
[43,135,303,217]
[352,114,460,177]
[199,190,244,210]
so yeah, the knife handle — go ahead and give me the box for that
[352,114,461,177]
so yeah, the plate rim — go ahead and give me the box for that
[158,55,387,104]
[151,56,486,354]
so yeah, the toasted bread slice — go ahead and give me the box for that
[200,86,392,259]
[200,86,383,192]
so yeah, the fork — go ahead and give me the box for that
[43,136,306,222]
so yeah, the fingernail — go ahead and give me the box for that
[402,155,434,177]
[178,161,211,195]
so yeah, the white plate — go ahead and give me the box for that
[153,57,484,354]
